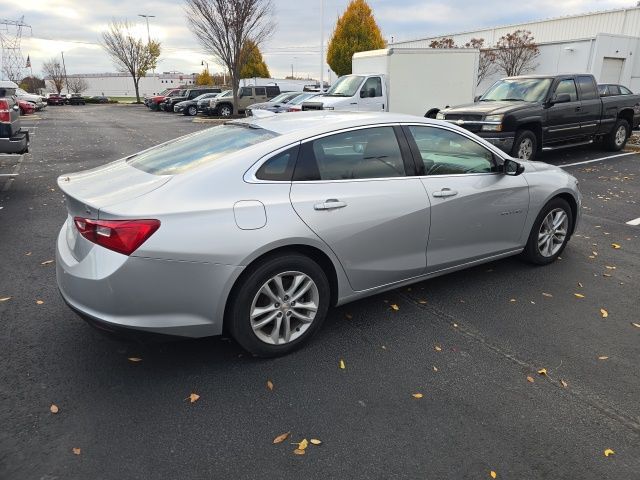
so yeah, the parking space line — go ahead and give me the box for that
[626,217,640,226]
[558,152,636,168]
[0,154,24,192]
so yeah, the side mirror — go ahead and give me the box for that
[503,158,525,176]
[550,93,571,105]
[360,89,366,98]
[474,95,481,102]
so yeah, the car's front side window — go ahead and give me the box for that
[294,127,406,181]
[555,79,578,102]
[407,126,496,175]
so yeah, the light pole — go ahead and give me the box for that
[138,14,155,44]
[201,60,209,72]
[320,0,324,92]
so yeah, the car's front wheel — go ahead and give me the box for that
[511,129,537,161]
[228,254,330,357]
[522,197,573,265]
[187,105,197,116]
[218,104,232,116]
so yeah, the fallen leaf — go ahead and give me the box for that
[310,439,322,445]
[50,404,59,414]
[490,471,497,479]
[40,260,54,265]
[527,376,535,383]
[592,251,598,256]
[72,448,81,455]
[293,449,306,455]
[267,380,274,391]
[418,300,427,304]
[188,393,200,403]
[412,393,423,399]
[560,380,568,388]
[598,356,609,360]
[272,431,290,444]
[25,252,32,256]
[390,304,399,311]
[537,368,547,375]
[611,243,621,249]
[127,357,142,362]
[339,359,345,369]
[345,313,353,320]
[296,438,309,451]
[600,308,609,318]
[509,298,516,302]
[36,300,44,305]
[433,366,438,372]
[632,323,640,329]
[602,273,612,277]
[542,292,553,298]
[605,265,616,270]
[574,293,585,299]
[0,296,11,302]
[604,448,615,457]
[434,345,442,352]
[578,282,583,288]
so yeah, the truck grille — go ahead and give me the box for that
[444,114,484,132]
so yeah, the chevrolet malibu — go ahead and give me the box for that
[56,111,581,357]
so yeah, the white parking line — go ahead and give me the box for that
[558,152,636,168]
[626,217,640,226]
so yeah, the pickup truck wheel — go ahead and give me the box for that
[511,130,537,161]
[604,119,629,151]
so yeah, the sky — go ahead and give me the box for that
[0,0,635,81]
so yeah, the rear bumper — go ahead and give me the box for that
[0,129,28,154]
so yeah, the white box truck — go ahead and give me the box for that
[303,48,479,117]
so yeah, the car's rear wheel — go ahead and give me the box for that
[228,254,330,357]
[187,105,197,116]
[522,197,572,265]
[604,118,629,151]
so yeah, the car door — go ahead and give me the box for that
[403,124,529,272]
[358,76,385,112]
[289,125,430,291]
[576,75,601,136]
[545,77,582,142]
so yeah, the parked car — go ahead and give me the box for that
[144,88,173,107]
[204,85,280,116]
[173,92,221,116]
[0,82,29,154]
[69,94,86,105]
[148,89,183,111]
[197,90,230,113]
[598,84,634,96]
[245,92,303,116]
[47,93,66,106]
[17,99,35,115]
[284,93,322,112]
[56,111,581,357]
[161,87,222,113]
[15,87,46,111]
[88,95,110,103]
[436,74,640,160]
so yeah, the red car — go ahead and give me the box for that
[47,94,65,106]
[147,89,183,111]
[18,99,35,115]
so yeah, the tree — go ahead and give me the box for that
[68,77,89,94]
[19,76,46,93]
[240,40,270,78]
[326,0,386,76]
[464,38,497,86]
[429,37,456,49]
[101,20,161,103]
[42,58,66,93]
[195,69,213,85]
[494,30,539,77]
[185,0,275,115]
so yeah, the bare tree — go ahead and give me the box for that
[184,0,275,115]
[464,38,497,86]
[68,77,89,94]
[101,20,161,103]
[42,58,66,94]
[429,37,456,49]
[494,30,539,77]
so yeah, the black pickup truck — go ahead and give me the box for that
[437,74,640,160]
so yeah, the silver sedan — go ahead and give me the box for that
[56,111,581,356]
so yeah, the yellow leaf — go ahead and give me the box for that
[412,393,423,399]
[574,293,585,299]
[560,380,568,388]
[592,251,598,256]
[267,380,274,391]
[600,308,609,318]
[434,345,442,352]
[72,448,81,455]
[390,304,399,311]
[418,300,427,304]
[598,356,609,360]
[272,431,290,444]
[490,471,497,479]
[542,292,553,297]
[127,357,142,362]
[293,449,306,455]
[297,438,309,450]
[526,376,535,383]
[310,439,322,445]
[50,404,59,414]
[0,296,11,302]
[537,368,547,375]
[632,323,640,329]
[611,243,621,249]
[188,393,200,403]
[604,448,615,457]
[36,300,44,305]
[40,260,54,265]
[339,359,345,370]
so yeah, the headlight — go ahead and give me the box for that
[482,114,504,132]
[436,112,446,120]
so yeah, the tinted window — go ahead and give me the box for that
[240,87,252,97]
[361,77,382,97]
[576,76,598,100]
[256,146,298,181]
[255,87,266,96]
[609,85,621,95]
[294,127,405,181]
[266,86,280,97]
[555,79,578,102]
[598,85,608,96]
[408,126,496,175]
[128,125,278,175]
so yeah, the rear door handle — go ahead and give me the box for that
[575,106,582,111]
[314,199,347,210]
[432,188,458,198]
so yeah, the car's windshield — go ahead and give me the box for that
[269,92,292,103]
[324,75,364,97]
[480,78,553,102]
[289,93,318,105]
[128,124,279,175]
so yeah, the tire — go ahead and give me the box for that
[511,129,537,161]
[227,254,330,357]
[218,104,232,117]
[522,197,573,265]
[604,118,629,151]
[425,108,440,119]
[187,105,197,116]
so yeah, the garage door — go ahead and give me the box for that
[600,58,625,84]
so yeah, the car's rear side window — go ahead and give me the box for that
[128,125,278,175]
[576,76,598,100]
[256,146,299,181]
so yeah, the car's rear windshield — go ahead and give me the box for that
[127,124,279,175]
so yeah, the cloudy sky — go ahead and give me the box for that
[2,0,635,80]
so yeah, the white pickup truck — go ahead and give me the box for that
[303,48,479,117]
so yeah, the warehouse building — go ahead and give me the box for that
[59,72,198,97]
[391,5,640,93]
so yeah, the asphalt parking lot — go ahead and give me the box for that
[1,104,638,479]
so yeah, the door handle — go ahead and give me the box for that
[349,102,358,105]
[432,188,458,198]
[575,106,582,111]
[314,199,347,210]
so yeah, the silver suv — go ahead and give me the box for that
[206,85,281,116]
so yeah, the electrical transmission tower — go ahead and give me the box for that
[0,17,31,83]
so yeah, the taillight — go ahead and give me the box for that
[74,217,160,256]
[0,99,10,123]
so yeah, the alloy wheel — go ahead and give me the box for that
[615,125,626,147]
[250,271,319,345]
[517,138,533,160]
[537,208,568,257]
[220,106,232,116]
[188,106,197,116]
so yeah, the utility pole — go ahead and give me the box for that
[60,51,69,93]
[320,0,324,92]
[138,14,156,75]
